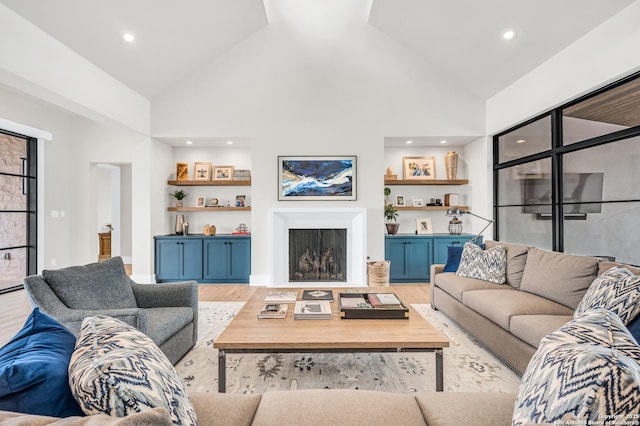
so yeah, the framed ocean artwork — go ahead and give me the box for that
[278,156,357,201]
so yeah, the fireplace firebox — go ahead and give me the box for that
[288,229,346,282]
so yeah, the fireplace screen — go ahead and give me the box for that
[289,229,346,282]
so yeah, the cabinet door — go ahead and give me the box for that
[227,238,250,283]
[181,240,203,280]
[155,239,182,280]
[407,239,431,281]
[385,238,411,281]
[203,239,228,280]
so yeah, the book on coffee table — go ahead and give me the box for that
[294,300,332,320]
[302,289,334,301]
[258,303,289,319]
[368,293,403,309]
[264,291,298,303]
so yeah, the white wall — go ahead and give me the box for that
[152,0,485,283]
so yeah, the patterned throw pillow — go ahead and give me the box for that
[512,309,640,426]
[574,266,640,324]
[68,316,197,425]
[456,242,506,284]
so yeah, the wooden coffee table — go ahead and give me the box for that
[214,288,449,392]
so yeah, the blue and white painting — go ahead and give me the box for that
[279,156,356,200]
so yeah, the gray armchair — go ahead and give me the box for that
[23,256,198,365]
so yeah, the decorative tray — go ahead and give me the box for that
[338,292,409,320]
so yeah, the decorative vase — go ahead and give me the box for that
[385,223,400,235]
[175,214,185,235]
[175,200,183,208]
[445,151,459,180]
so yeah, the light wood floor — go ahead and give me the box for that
[0,284,430,348]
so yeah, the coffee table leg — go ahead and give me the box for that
[435,348,443,392]
[218,350,226,393]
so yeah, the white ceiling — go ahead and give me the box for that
[0,0,635,102]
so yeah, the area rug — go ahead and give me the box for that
[175,302,521,394]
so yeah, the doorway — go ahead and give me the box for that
[0,130,36,293]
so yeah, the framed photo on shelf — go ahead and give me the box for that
[235,195,246,207]
[278,156,356,201]
[213,165,234,180]
[395,195,406,206]
[176,162,189,181]
[194,162,211,181]
[416,218,433,235]
[413,199,424,207]
[195,196,205,208]
[403,156,436,180]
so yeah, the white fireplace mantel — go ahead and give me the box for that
[268,208,367,288]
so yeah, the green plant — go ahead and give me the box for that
[169,190,188,200]
[384,204,398,222]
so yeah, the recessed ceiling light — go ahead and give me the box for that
[185,140,193,145]
[406,140,413,144]
[440,140,447,144]
[226,140,234,145]
[123,33,135,43]
[516,139,526,144]
[503,30,516,40]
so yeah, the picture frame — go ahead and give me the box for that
[278,156,356,201]
[403,156,436,180]
[176,162,189,181]
[213,165,234,181]
[193,162,211,181]
[413,199,424,207]
[195,196,205,208]
[416,218,433,235]
[235,195,246,207]
[395,195,405,206]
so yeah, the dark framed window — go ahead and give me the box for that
[493,72,640,265]
[0,130,37,293]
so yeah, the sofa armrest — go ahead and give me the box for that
[131,281,198,309]
[431,263,445,279]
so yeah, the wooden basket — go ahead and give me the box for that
[367,260,390,287]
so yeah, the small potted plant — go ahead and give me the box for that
[384,203,399,235]
[169,190,188,208]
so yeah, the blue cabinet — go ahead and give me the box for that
[154,235,250,283]
[203,237,251,283]
[385,234,479,283]
[154,237,203,281]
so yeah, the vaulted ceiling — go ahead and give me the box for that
[1,0,636,100]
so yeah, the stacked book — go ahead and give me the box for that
[263,291,298,304]
[257,303,289,319]
[294,300,332,320]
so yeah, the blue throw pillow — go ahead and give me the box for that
[443,242,485,273]
[627,315,640,344]
[0,308,84,417]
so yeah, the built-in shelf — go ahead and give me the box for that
[168,207,251,212]
[167,180,251,186]
[384,179,468,185]
[395,205,469,211]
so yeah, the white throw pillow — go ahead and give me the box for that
[575,266,640,324]
[68,315,197,425]
[456,242,506,284]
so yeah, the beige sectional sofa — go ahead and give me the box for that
[0,390,520,426]
[430,240,640,374]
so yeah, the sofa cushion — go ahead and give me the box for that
[462,289,573,331]
[42,257,137,310]
[434,272,510,302]
[443,242,485,273]
[68,315,197,425]
[252,389,427,426]
[575,266,640,324]
[599,261,640,276]
[0,308,84,418]
[190,392,261,426]
[512,309,640,425]
[416,392,516,426]
[484,241,529,288]
[519,247,599,309]
[0,408,172,425]
[509,314,573,348]
[456,242,507,284]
